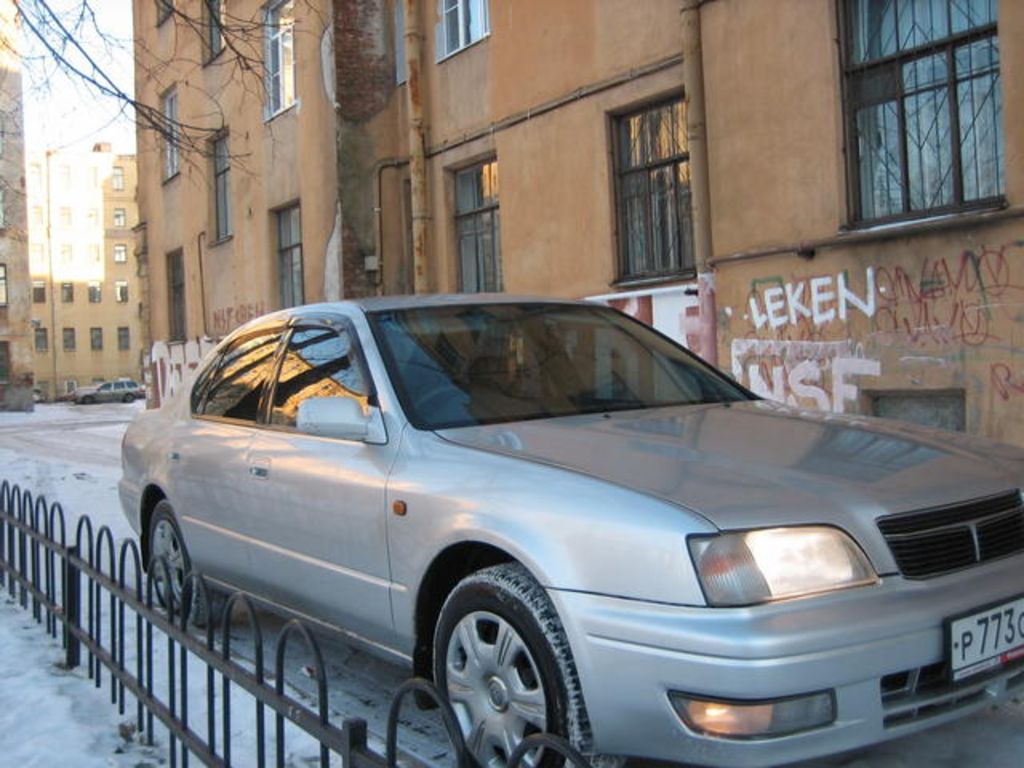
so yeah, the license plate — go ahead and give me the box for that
[949,595,1024,682]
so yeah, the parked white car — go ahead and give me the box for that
[75,379,146,404]
[119,296,1024,767]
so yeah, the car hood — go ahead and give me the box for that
[437,400,1024,534]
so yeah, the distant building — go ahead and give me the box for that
[25,146,144,400]
[133,1,1024,448]
[0,0,33,410]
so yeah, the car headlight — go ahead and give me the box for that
[689,527,878,606]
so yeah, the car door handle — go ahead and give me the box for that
[168,451,180,461]
[249,459,270,479]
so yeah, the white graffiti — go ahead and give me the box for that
[146,338,218,407]
[731,338,881,414]
[749,267,877,330]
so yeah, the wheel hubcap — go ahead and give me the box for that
[151,518,186,604]
[445,611,547,768]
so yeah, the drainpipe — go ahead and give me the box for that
[403,0,429,293]
[682,0,717,365]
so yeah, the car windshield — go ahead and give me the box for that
[369,303,752,430]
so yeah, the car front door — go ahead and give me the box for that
[97,382,114,402]
[245,320,396,645]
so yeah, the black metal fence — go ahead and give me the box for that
[0,481,588,768]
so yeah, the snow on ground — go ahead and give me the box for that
[0,403,1021,767]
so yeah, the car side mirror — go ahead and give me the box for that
[297,397,370,441]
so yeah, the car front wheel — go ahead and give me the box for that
[434,563,593,768]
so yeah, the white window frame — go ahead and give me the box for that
[115,280,130,303]
[112,166,125,191]
[265,0,296,118]
[114,244,128,263]
[435,0,490,61]
[162,88,180,179]
[113,208,127,228]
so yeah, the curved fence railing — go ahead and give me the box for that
[0,481,589,768]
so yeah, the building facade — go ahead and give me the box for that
[133,0,341,401]
[0,0,33,410]
[26,147,144,399]
[134,0,1024,448]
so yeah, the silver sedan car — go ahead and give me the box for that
[119,296,1024,767]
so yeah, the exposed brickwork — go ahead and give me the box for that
[333,0,395,123]
[333,0,397,298]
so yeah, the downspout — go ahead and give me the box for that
[681,0,717,365]
[403,0,429,293]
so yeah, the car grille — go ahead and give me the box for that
[880,659,1024,729]
[877,490,1024,578]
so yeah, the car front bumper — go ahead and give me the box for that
[549,554,1024,767]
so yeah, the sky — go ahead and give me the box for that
[19,0,136,155]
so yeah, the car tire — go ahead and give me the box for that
[147,500,212,626]
[434,563,608,768]
[81,395,95,405]
[122,393,134,403]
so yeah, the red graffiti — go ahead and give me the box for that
[212,301,267,336]
[874,243,1024,348]
[991,363,1024,402]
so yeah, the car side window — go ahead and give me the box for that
[197,330,282,422]
[269,325,369,428]
[100,383,112,392]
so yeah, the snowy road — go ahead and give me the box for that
[0,403,1021,767]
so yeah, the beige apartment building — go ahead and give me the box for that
[0,0,33,410]
[134,1,1024,447]
[26,147,144,400]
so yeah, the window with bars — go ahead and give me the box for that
[436,0,490,60]
[614,98,694,281]
[844,0,1003,223]
[34,328,48,353]
[213,135,232,240]
[277,205,303,308]
[455,160,502,293]
[265,1,296,116]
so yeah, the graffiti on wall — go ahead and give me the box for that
[147,338,218,407]
[991,363,1024,402]
[211,302,267,337]
[730,339,880,413]
[731,241,1024,419]
[588,277,719,363]
[748,268,876,331]
[873,244,1024,347]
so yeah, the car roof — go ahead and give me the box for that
[222,294,600,341]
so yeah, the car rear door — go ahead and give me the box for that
[169,325,285,589]
[244,319,397,645]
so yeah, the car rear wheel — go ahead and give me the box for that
[122,393,134,403]
[147,500,211,625]
[81,395,95,405]
[434,563,599,768]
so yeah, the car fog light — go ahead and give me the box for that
[669,690,835,739]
